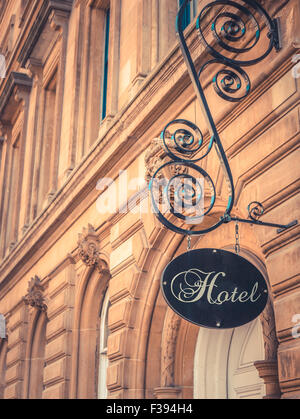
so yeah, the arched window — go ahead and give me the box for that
[26,311,47,399]
[98,291,110,399]
[72,233,110,399]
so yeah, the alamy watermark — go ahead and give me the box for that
[0,54,6,79]
[292,54,300,79]
[292,314,300,339]
[96,170,205,224]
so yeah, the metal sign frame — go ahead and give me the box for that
[161,248,269,329]
[149,0,298,237]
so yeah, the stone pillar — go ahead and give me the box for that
[153,387,182,399]
[129,0,152,97]
[105,0,121,121]
[48,8,71,193]
[254,360,281,399]
[0,72,32,255]
[20,59,43,236]
[254,300,281,399]
[11,83,32,244]
[154,311,182,399]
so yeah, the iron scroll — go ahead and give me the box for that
[149,0,297,236]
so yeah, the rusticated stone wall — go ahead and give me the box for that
[0,0,299,399]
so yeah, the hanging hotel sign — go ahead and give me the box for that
[161,249,268,329]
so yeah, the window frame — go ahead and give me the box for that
[101,8,110,122]
[97,291,110,399]
[178,0,197,30]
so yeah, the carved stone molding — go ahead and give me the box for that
[145,133,188,186]
[0,72,32,118]
[90,0,110,10]
[161,311,181,388]
[254,299,281,399]
[0,121,9,137]
[23,276,47,312]
[25,58,43,88]
[254,360,281,399]
[77,224,109,274]
[153,386,182,400]
[145,135,172,184]
[153,311,182,399]
[49,8,71,32]
[75,0,109,9]
[18,0,73,67]
[260,299,278,361]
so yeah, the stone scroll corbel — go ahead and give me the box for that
[23,276,47,312]
[77,224,110,276]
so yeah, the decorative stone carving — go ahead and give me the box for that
[145,133,188,182]
[0,72,32,118]
[161,311,181,387]
[154,310,182,399]
[254,360,281,399]
[153,386,182,400]
[260,299,278,361]
[23,276,47,312]
[77,224,109,274]
[48,8,70,32]
[145,135,188,211]
[254,299,281,399]
[91,0,110,9]
[18,0,73,66]
[145,137,168,184]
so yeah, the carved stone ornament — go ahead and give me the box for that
[78,224,109,273]
[154,311,182,399]
[145,135,189,212]
[23,276,47,312]
[145,133,187,185]
[260,299,278,361]
[161,311,181,387]
[254,299,281,399]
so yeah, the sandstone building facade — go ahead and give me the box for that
[0,0,299,399]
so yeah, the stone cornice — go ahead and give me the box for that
[18,0,73,67]
[0,71,32,117]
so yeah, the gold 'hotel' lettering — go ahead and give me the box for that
[171,269,262,305]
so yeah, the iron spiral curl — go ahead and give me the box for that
[148,0,279,236]
[248,201,264,221]
[199,59,251,102]
[196,0,277,67]
[161,119,214,162]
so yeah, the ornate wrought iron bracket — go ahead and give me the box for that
[222,215,298,235]
[149,0,297,237]
[221,201,298,234]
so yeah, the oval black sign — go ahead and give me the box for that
[161,249,269,329]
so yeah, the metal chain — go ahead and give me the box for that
[235,221,240,255]
[187,235,191,251]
